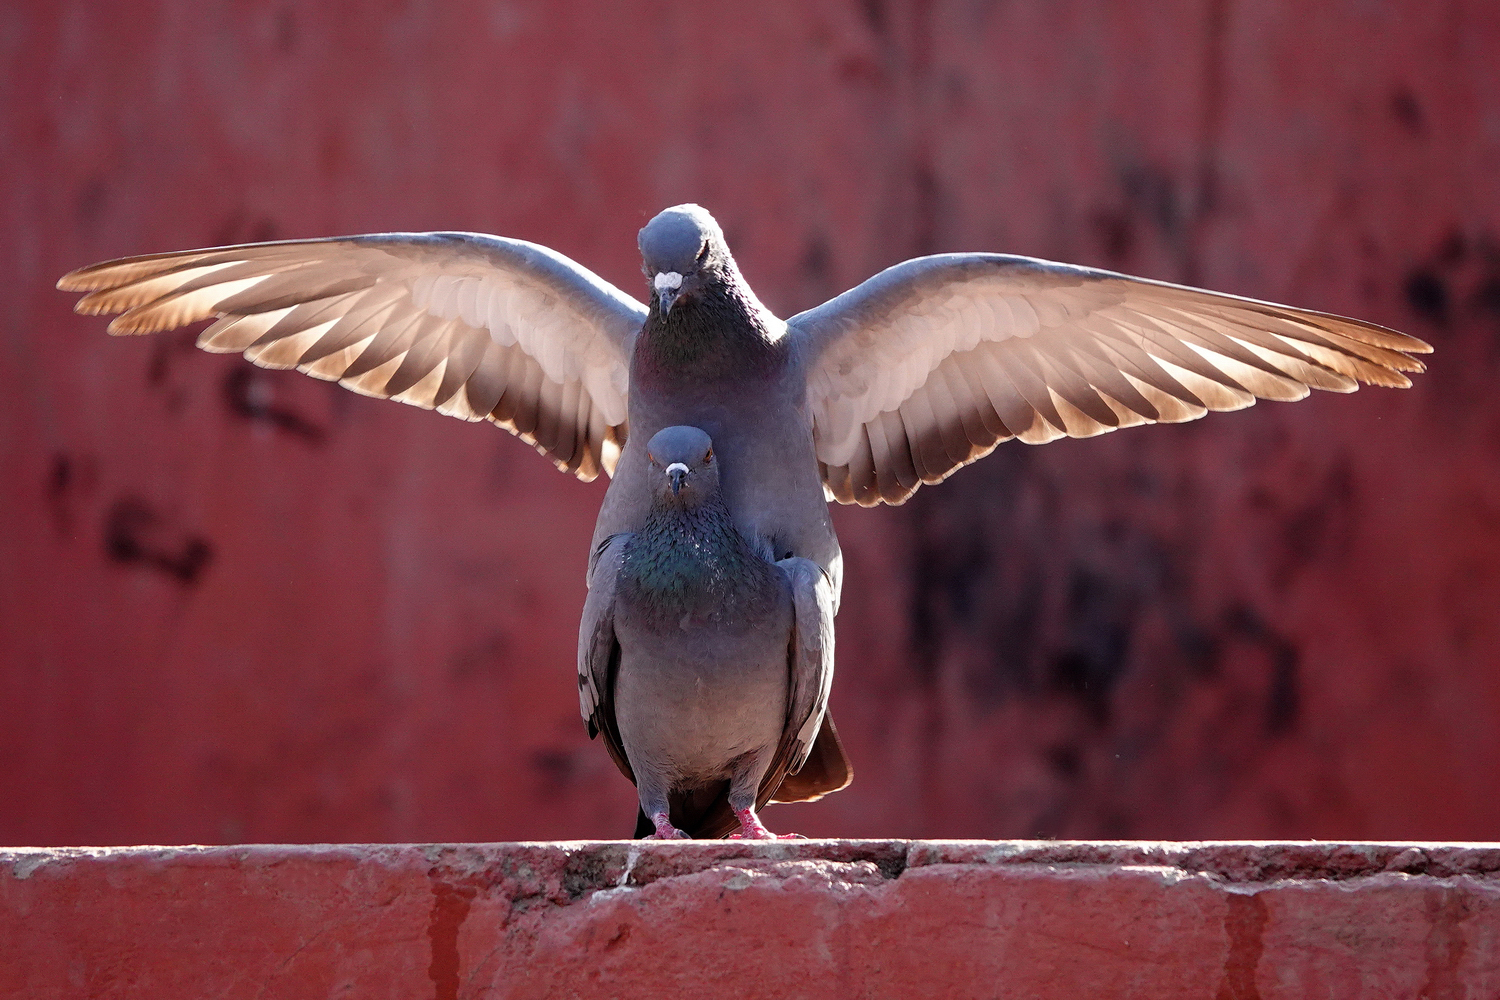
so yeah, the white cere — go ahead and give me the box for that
[654,271,683,292]
[665,462,690,475]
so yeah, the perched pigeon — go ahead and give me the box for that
[582,425,834,839]
[59,204,1430,837]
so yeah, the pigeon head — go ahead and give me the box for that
[638,205,729,315]
[645,425,719,505]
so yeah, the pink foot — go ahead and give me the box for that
[644,811,690,840]
[729,806,804,840]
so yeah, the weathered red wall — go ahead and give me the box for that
[5,842,1498,999]
[1,1,1497,845]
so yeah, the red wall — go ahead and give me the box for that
[2,0,1497,845]
[7,842,1497,999]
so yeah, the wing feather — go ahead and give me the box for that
[60,232,646,479]
[790,254,1428,505]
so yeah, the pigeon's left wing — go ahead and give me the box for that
[60,233,647,480]
[788,254,1431,506]
[578,533,635,785]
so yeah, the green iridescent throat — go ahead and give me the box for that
[622,498,758,614]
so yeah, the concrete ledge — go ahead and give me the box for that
[4,841,1498,998]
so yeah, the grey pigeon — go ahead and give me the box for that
[581,425,833,839]
[59,203,1430,837]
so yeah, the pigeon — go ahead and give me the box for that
[58,203,1430,837]
[581,425,834,839]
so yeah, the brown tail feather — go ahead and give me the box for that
[772,713,853,803]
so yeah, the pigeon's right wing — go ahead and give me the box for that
[788,254,1431,505]
[760,557,848,807]
[579,533,635,785]
[59,233,648,480]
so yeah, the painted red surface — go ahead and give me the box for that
[3,1,1500,846]
[3,841,1498,999]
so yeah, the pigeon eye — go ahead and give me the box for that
[696,242,710,265]
[703,447,713,463]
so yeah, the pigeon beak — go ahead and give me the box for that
[666,462,689,495]
[653,271,684,315]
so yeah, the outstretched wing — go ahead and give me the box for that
[59,233,648,479]
[789,254,1431,506]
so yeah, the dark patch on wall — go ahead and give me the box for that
[48,452,73,499]
[74,177,109,227]
[222,367,327,444]
[46,451,95,533]
[974,563,1044,703]
[860,0,888,36]
[800,234,833,296]
[1099,155,1205,279]
[906,451,1043,695]
[274,7,297,51]
[1168,603,1219,677]
[911,162,941,256]
[909,520,992,685]
[1223,604,1301,735]
[1389,86,1426,134]
[940,67,971,113]
[1468,232,1500,322]
[1436,228,1468,267]
[1265,649,1300,735]
[905,446,1170,728]
[449,634,513,683]
[1119,162,1184,242]
[1050,568,1136,726]
[103,497,214,585]
[1405,268,1449,325]
[1047,743,1082,780]
[1474,277,1500,318]
[145,329,203,413]
[1091,207,1137,265]
[1292,464,1352,555]
[532,749,577,790]
[1259,456,1356,590]
[1400,227,1500,362]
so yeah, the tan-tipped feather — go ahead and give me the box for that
[793,253,1428,504]
[59,234,644,481]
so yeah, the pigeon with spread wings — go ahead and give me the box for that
[60,204,1429,837]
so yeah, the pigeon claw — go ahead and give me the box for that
[729,806,802,840]
[645,812,690,840]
